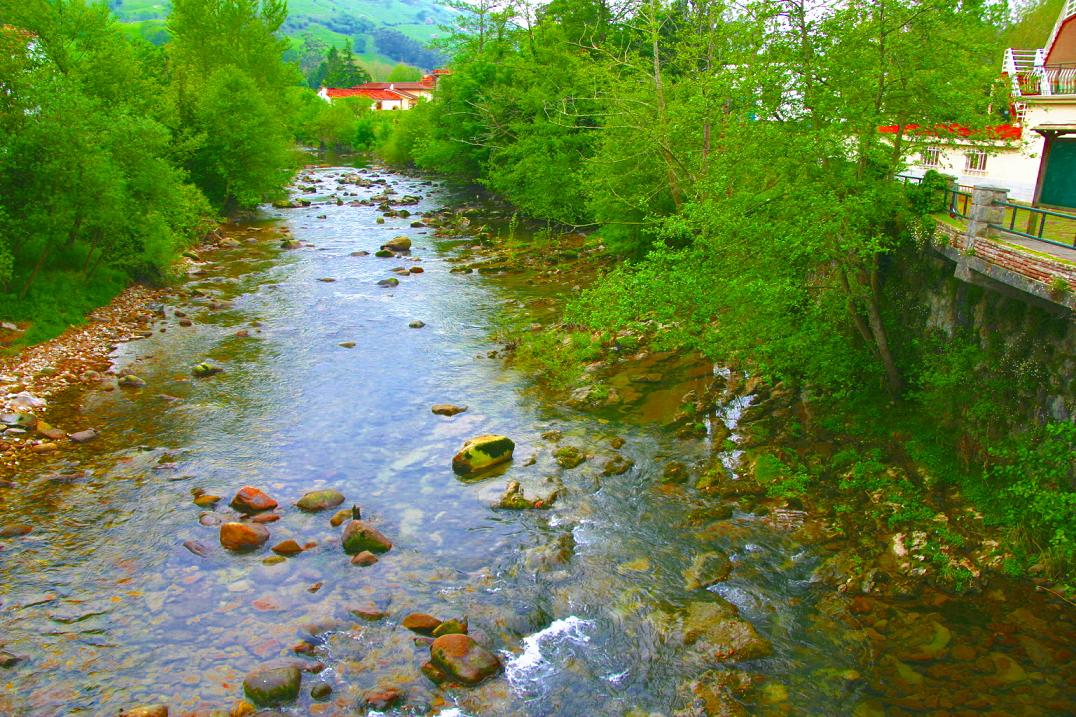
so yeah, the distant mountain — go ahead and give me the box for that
[107,0,454,74]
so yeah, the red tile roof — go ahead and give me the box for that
[878,123,1023,140]
[324,87,405,101]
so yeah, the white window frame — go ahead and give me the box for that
[921,146,941,168]
[964,149,988,176]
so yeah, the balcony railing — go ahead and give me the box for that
[1016,63,1076,96]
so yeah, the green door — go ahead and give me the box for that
[1040,138,1076,209]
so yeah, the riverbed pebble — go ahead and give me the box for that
[220,522,270,551]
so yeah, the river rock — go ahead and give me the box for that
[602,455,634,476]
[118,375,147,388]
[243,664,301,707]
[10,391,45,409]
[432,404,467,416]
[69,429,97,443]
[183,540,209,557]
[310,683,332,700]
[432,617,468,637]
[193,494,220,508]
[0,650,22,668]
[330,508,351,527]
[118,706,168,717]
[341,520,392,554]
[677,599,772,661]
[382,236,412,252]
[429,634,501,686]
[683,551,733,590]
[451,435,515,475]
[402,613,442,635]
[296,489,345,512]
[229,486,278,513]
[375,249,393,257]
[364,687,402,710]
[409,320,425,328]
[220,522,270,551]
[272,539,303,556]
[377,277,400,287]
[351,551,379,566]
[553,445,586,469]
[191,362,223,378]
[35,421,66,440]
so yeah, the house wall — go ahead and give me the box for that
[903,138,1042,202]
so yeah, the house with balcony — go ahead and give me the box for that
[897,1,1076,209]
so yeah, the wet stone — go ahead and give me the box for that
[364,687,402,710]
[409,320,426,328]
[220,522,270,551]
[230,486,278,513]
[243,664,301,707]
[432,404,467,416]
[452,434,515,475]
[271,540,303,556]
[402,613,442,635]
[341,520,392,554]
[191,362,223,378]
[432,617,468,637]
[68,424,97,441]
[310,683,332,700]
[351,551,378,566]
[602,455,634,476]
[118,707,168,717]
[182,540,209,558]
[553,445,586,469]
[683,551,733,591]
[296,489,345,512]
[329,508,351,527]
[429,634,501,686]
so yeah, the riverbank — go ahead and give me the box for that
[433,210,1074,601]
[0,225,289,479]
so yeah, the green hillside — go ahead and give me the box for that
[107,0,454,76]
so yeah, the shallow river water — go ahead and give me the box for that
[0,166,1072,717]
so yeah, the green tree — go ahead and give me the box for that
[167,0,301,209]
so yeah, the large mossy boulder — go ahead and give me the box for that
[382,236,412,252]
[341,520,393,554]
[243,664,301,707]
[429,634,501,686]
[296,489,345,512]
[452,435,515,476]
[678,599,772,661]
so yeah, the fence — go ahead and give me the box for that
[991,202,1076,249]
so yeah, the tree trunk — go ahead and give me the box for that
[649,1,683,210]
[863,262,903,398]
[19,243,51,299]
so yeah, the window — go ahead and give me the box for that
[964,150,988,176]
[921,146,941,168]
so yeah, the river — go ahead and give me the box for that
[0,165,1071,716]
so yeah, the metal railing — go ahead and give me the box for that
[947,188,972,219]
[991,202,1076,249]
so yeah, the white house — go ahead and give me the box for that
[317,71,450,112]
[896,1,1076,209]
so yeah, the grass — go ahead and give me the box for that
[0,268,129,349]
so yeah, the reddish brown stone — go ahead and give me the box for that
[402,613,442,635]
[350,551,378,566]
[220,522,270,551]
[252,513,280,524]
[271,540,303,556]
[363,687,401,710]
[230,486,278,513]
[429,634,501,686]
